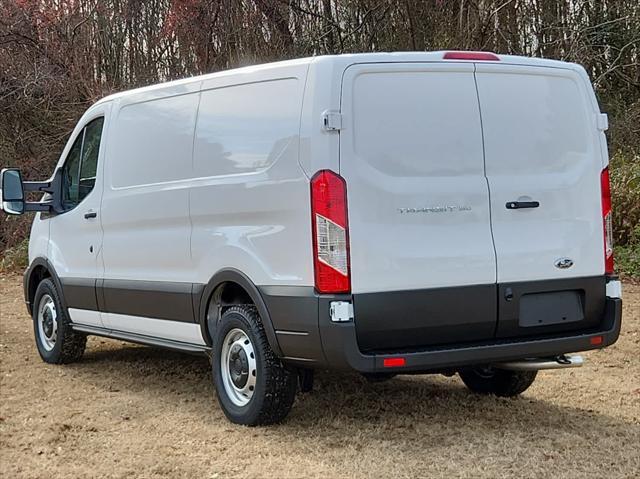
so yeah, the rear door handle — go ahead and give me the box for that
[84,211,97,219]
[506,201,539,210]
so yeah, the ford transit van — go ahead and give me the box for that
[1,52,623,425]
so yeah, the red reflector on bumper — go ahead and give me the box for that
[383,357,406,368]
[590,335,604,346]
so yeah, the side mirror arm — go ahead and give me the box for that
[22,169,64,214]
[24,202,53,212]
[23,180,55,193]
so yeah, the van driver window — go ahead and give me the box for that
[61,117,104,210]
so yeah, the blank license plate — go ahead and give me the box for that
[519,291,584,327]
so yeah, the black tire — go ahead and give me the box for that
[458,366,537,397]
[212,305,297,426]
[32,278,86,364]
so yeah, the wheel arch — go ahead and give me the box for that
[24,258,66,317]
[198,268,283,357]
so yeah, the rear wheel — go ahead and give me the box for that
[212,305,297,426]
[33,278,86,364]
[458,366,537,397]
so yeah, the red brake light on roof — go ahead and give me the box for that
[310,170,351,294]
[443,51,500,61]
[600,167,614,275]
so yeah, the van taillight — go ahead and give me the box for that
[601,167,614,274]
[310,170,350,294]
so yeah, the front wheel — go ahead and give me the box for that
[458,366,537,397]
[212,305,297,426]
[33,278,86,364]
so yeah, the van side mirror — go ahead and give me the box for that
[1,168,25,215]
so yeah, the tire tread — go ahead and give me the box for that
[214,305,296,425]
[459,367,537,397]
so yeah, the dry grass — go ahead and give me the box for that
[1,274,639,478]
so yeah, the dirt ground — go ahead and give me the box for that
[0,274,638,479]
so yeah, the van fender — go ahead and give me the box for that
[23,257,67,317]
[197,268,283,357]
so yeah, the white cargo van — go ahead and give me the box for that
[1,52,623,425]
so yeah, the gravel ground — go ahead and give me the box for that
[1,274,639,478]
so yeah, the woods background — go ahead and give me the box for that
[1,0,638,274]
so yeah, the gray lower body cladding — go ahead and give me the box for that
[30,264,621,374]
[260,276,621,373]
[59,277,198,323]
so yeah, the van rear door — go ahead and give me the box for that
[339,63,497,351]
[475,64,607,338]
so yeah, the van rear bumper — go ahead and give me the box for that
[318,296,622,373]
[260,284,622,374]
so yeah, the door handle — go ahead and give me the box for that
[506,201,539,210]
[84,211,97,219]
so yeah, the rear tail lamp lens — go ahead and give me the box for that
[310,170,350,294]
[601,167,614,274]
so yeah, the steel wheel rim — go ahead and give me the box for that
[37,294,57,351]
[220,328,257,407]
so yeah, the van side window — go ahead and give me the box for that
[61,134,83,209]
[78,118,104,199]
[61,117,104,210]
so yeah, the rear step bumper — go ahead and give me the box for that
[494,354,584,371]
[317,296,622,373]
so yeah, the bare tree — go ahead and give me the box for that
[1,0,639,255]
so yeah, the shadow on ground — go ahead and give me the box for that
[77,341,634,439]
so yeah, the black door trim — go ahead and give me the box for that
[60,277,99,311]
[59,277,201,324]
[100,279,197,323]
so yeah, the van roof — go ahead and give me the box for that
[95,52,582,105]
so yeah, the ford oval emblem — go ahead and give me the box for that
[555,257,574,269]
